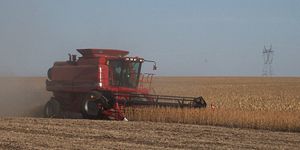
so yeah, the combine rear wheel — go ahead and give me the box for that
[44,98,61,118]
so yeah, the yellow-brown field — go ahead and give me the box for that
[125,77,300,132]
[1,77,300,149]
[0,76,299,132]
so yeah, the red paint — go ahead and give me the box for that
[46,48,150,119]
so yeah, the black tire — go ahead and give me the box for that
[81,91,103,119]
[82,98,99,119]
[44,98,61,118]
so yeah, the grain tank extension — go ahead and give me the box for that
[45,49,206,120]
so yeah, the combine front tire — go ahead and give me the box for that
[81,91,107,119]
[44,99,61,118]
[82,98,99,119]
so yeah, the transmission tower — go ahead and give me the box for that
[262,45,274,76]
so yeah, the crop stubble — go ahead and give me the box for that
[1,117,300,149]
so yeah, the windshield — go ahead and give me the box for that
[109,59,141,88]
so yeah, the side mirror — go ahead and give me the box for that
[144,60,157,70]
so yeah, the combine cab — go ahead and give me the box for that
[45,49,206,120]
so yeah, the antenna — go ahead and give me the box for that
[262,44,274,76]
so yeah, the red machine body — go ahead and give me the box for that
[45,49,206,120]
[47,49,149,94]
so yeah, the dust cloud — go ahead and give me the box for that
[0,77,51,117]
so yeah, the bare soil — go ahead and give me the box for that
[1,117,300,150]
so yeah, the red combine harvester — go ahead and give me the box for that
[45,49,206,120]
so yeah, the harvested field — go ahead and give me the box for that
[1,117,300,149]
[0,77,300,149]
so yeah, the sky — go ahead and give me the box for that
[0,0,299,76]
